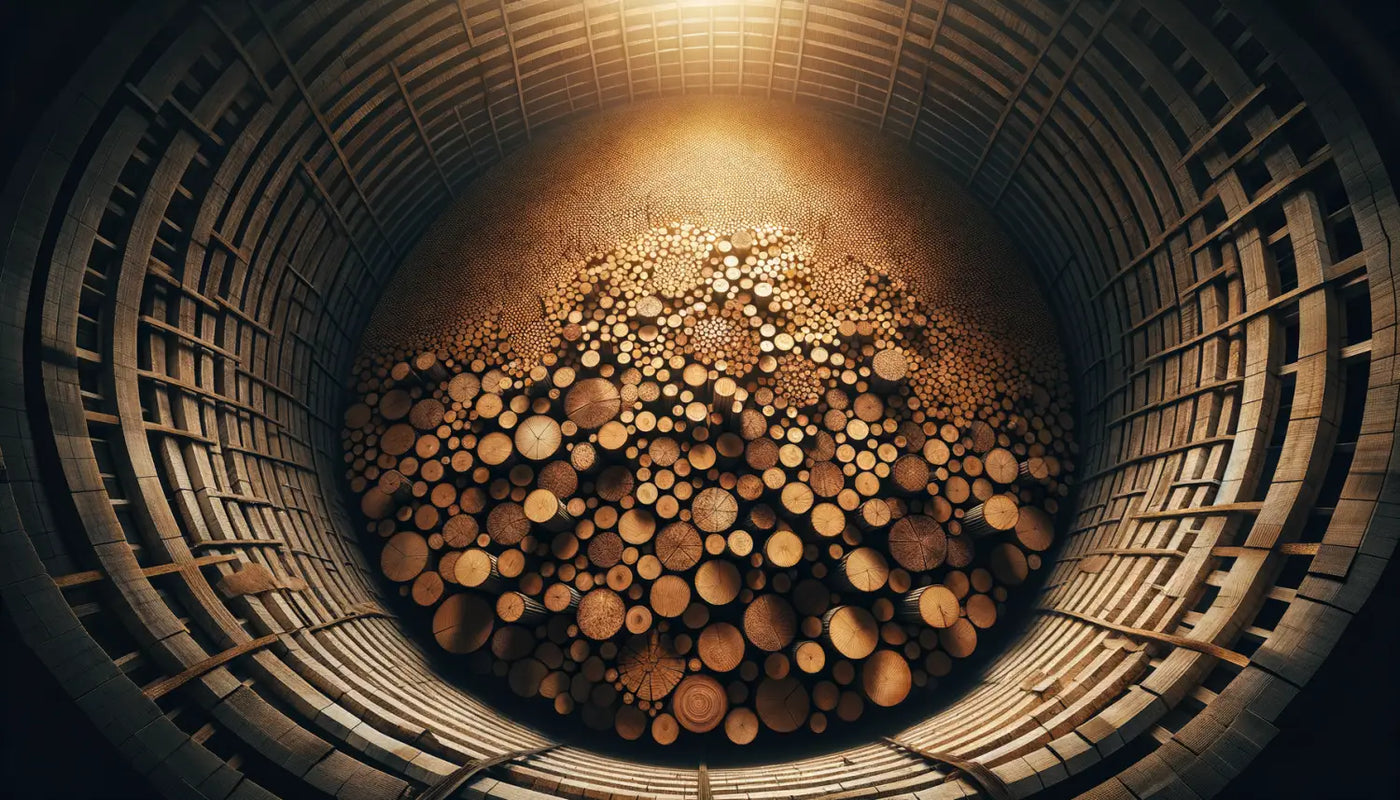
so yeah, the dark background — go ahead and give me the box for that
[2,0,1397,797]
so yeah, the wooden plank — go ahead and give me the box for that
[54,554,240,588]
[143,633,281,699]
[419,744,558,800]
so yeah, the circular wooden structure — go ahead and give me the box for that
[8,7,1397,797]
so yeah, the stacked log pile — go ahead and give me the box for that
[342,224,1075,744]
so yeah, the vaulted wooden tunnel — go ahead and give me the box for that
[1,1,1396,799]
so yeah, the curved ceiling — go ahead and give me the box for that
[0,1,1395,799]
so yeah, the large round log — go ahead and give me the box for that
[822,606,878,659]
[743,594,797,652]
[887,515,947,571]
[564,378,622,429]
[755,676,810,733]
[672,675,728,733]
[433,594,493,654]
[861,649,912,707]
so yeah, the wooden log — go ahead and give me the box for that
[990,543,1029,585]
[887,514,947,571]
[962,494,1020,536]
[587,531,624,568]
[411,571,444,606]
[743,594,797,652]
[1020,456,1050,481]
[698,622,746,672]
[900,585,961,628]
[524,488,574,530]
[577,588,626,640]
[543,582,582,612]
[625,605,654,635]
[810,502,846,538]
[1014,506,1054,552]
[691,487,738,533]
[724,707,760,744]
[755,676,809,733]
[984,447,1019,484]
[862,650,913,710]
[618,632,685,701]
[477,431,515,466]
[695,559,741,605]
[515,415,563,460]
[966,593,997,628]
[650,574,692,618]
[655,521,703,571]
[381,532,429,582]
[487,502,531,545]
[454,549,503,590]
[836,547,889,592]
[615,704,648,741]
[433,593,493,653]
[856,498,892,530]
[672,675,728,733]
[763,529,804,569]
[652,713,679,745]
[565,378,622,429]
[442,514,479,548]
[496,592,547,624]
[792,640,827,674]
[938,618,978,658]
[891,454,930,493]
[822,606,878,659]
